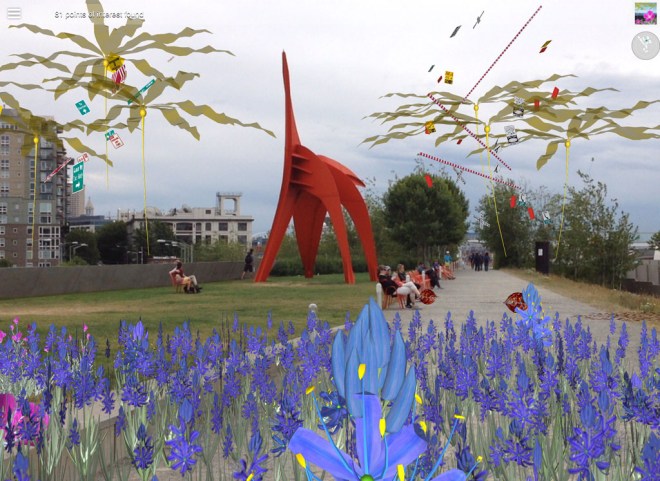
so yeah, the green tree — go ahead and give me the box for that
[194,240,247,261]
[64,230,100,265]
[649,231,660,251]
[133,220,176,258]
[476,181,536,268]
[361,177,412,266]
[96,221,129,264]
[555,171,638,288]
[0,259,13,268]
[383,174,469,261]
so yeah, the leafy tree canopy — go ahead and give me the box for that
[65,229,100,265]
[96,221,129,264]
[383,174,468,261]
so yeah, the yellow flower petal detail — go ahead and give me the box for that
[419,421,427,433]
[246,475,254,481]
[296,453,306,469]
[397,464,405,481]
[477,456,483,463]
[379,418,386,437]
[415,394,422,404]
[454,414,466,420]
[305,386,315,395]
[358,363,366,380]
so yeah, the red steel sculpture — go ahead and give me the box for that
[255,52,379,284]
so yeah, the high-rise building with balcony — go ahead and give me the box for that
[0,109,69,267]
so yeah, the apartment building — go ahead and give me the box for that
[117,192,254,245]
[0,109,68,267]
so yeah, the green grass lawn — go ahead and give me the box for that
[0,273,378,345]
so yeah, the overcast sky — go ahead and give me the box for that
[1,0,658,240]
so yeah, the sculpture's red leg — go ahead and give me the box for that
[322,157,380,281]
[340,199,379,281]
[293,193,326,278]
[325,201,355,284]
[254,191,296,282]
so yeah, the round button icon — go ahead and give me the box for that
[632,31,660,60]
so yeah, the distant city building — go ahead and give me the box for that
[84,196,94,216]
[0,109,69,267]
[117,192,254,245]
[67,186,85,218]
[68,196,111,233]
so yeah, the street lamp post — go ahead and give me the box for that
[174,240,193,263]
[68,241,79,260]
[71,243,87,259]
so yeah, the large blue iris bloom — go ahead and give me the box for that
[331,299,415,431]
[289,394,465,481]
[515,283,552,347]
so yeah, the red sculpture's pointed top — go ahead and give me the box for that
[282,51,301,149]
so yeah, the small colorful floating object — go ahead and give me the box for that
[504,291,527,312]
[419,289,437,305]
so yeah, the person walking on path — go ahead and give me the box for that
[484,252,491,271]
[241,249,254,280]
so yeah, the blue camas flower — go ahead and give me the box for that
[271,391,303,457]
[133,423,155,470]
[234,428,268,481]
[514,283,552,348]
[165,420,203,476]
[12,450,30,481]
[635,432,660,480]
[68,418,80,446]
[317,390,348,435]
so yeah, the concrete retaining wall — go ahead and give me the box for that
[0,261,247,299]
[627,260,660,285]
[622,278,660,297]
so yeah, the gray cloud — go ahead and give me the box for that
[1,0,658,239]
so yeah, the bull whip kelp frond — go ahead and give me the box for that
[362,92,482,149]
[365,74,659,171]
[0,81,49,96]
[169,100,276,138]
[0,52,73,75]
[5,1,231,100]
[0,104,110,168]
[59,137,112,167]
[475,74,578,104]
[0,107,65,156]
